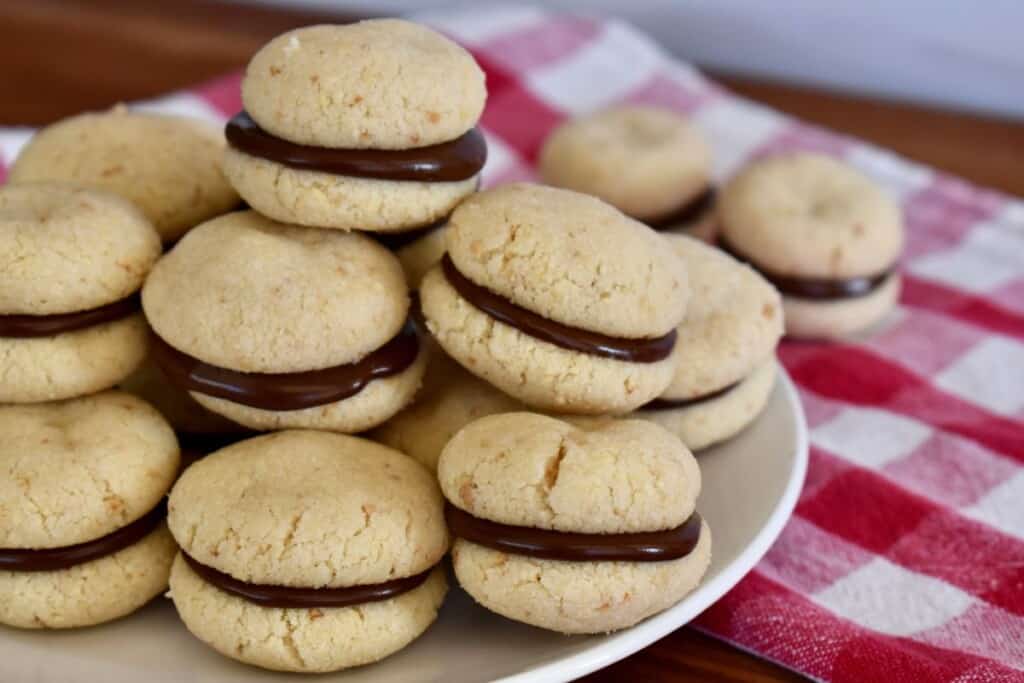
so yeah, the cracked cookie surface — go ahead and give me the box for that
[142,210,408,372]
[438,412,700,534]
[445,183,688,338]
[242,20,485,150]
[9,109,238,244]
[0,390,178,549]
[167,430,449,587]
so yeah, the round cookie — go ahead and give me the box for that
[0,391,179,629]
[167,430,449,672]
[0,183,160,403]
[718,153,904,339]
[539,105,716,238]
[439,412,710,633]
[9,107,239,244]
[420,183,688,414]
[371,351,524,471]
[225,20,486,231]
[142,210,426,433]
[634,235,782,449]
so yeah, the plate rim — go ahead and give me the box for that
[495,367,810,683]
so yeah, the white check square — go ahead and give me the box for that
[691,98,786,180]
[910,222,1024,294]
[935,336,1024,416]
[963,470,1024,539]
[814,557,974,637]
[526,20,663,114]
[811,407,932,468]
[0,128,32,167]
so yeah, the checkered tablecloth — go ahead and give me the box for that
[3,7,1023,681]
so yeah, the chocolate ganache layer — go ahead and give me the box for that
[446,504,703,562]
[441,255,677,363]
[0,293,140,339]
[150,320,420,412]
[717,234,895,300]
[641,379,741,411]
[226,111,487,182]
[646,187,716,232]
[181,553,433,608]
[0,501,166,572]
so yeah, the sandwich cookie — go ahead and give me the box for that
[142,210,427,432]
[420,183,688,414]
[0,183,160,403]
[167,430,449,672]
[371,351,524,472]
[224,19,487,233]
[539,105,716,240]
[439,413,710,634]
[0,391,179,629]
[718,153,903,339]
[635,235,783,450]
[9,107,239,244]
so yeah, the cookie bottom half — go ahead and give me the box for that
[169,555,448,673]
[0,524,176,630]
[191,346,427,433]
[0,314,148,404]
[635,359,776,451]
[783,272,900,340]
[224,147,478,232]
[451,520,711,634]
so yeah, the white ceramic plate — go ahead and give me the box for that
[0,365,807,683]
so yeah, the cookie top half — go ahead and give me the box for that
[719,153,903,279]
[0,391,179,549]
[539,105,711,221]
[9,108,238,243]
[446,183,688,338]
[142,210,408,373]
[664,235,783,398]
[0,183,160,315]
[168,430,449,587]
[438,412,700,534]
[242,20,486,150]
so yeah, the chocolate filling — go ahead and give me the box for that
[226,111,487,182]
[0,501,166,572]
[642,380,741,411]
[150,320,420,412]
[370,215,448,251]
[646,187,716,231]
[446,504,702,562]
[181,553,433,608]
[441,255,676,363]
[0,293,140,339]
[717,234,895,300]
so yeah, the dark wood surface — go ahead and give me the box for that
[2,2,1021,682]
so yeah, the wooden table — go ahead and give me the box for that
[3,3,1021,682]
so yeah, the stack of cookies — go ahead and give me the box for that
[0,183,180,629]
[1,14,905,677]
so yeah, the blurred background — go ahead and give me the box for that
[238,0,1024,119]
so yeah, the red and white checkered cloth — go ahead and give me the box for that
[2,7,1022,681]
